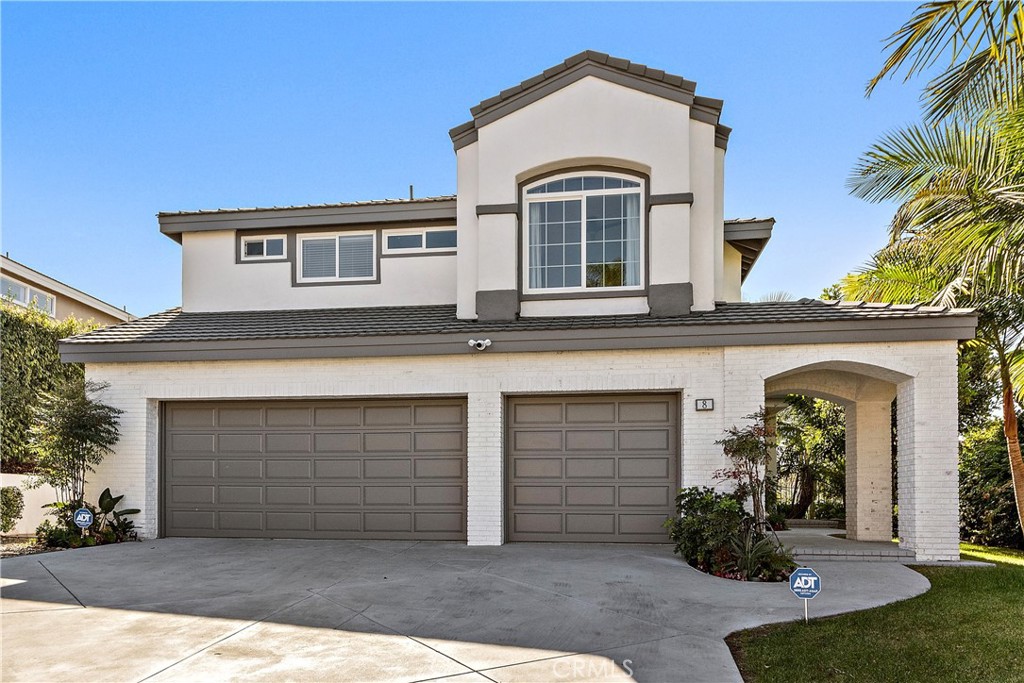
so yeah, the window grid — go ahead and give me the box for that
[382,228,458,254]
[524,174,643,294]
[1,276,57,316]
[242,236,286,260]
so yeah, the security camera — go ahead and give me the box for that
[468,339,492,351]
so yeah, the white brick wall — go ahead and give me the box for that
[85,339,960,559]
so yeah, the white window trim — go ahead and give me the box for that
[296,231,378,283]
[521,171,646,296]
[1,275,58,317]
[241,235,287,261]
[382,227,458,255]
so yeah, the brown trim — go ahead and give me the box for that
[649,193,694,207]
[520,290,646,302]
[59,316,978,364]
[158,401,166,538]
[516,166,654,304]
[450,54,724,152]
[476,204,519,216]
[235,234,289,266]
[290,229,382,288]
[161,200,458,241]
[715,125,731,151]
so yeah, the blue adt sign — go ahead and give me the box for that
[73,508,94,529]
[790,568,822,599]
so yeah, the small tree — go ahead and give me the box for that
[28,378,122,507]
[715,409,774,531]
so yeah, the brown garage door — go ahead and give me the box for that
[162,399,466,540]
[507,394,678,542]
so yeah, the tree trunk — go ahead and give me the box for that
[999,360,1024,535]
[791,465,816,519]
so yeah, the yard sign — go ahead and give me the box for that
[789,567,821,623]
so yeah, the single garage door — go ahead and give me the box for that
[507,394,678,542]
[162,399,466,540]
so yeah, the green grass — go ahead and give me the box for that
[728,544,1024,683]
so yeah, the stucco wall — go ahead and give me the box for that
[181,231,458,312]
[85,338,959,558]
[455,76,721,319]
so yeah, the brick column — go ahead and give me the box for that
[896,355,960,561]
[466,391,504,545]
[845,400,893,542]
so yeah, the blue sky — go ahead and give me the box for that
[2,2,924,316]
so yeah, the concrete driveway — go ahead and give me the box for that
[1,539,929,682]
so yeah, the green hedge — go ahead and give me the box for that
[0,302,98,473]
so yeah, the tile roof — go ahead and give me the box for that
[158,195,456,218]
[64,300,976,346]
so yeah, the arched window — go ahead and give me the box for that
[522,172,644,293]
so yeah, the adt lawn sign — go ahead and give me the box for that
[73,508,94,529]
[789,568,821,623]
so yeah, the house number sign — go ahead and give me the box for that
[695,399,714,411]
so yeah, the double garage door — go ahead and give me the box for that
[162,394,677,543]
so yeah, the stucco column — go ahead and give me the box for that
[466,391,504,545]
[896,355,960,561]
[845,400,893,542]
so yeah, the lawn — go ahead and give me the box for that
[728,544,1024,683]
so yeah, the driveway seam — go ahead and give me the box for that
[315,591,496,683]
[135,593,318,682]
[36,559,85,608]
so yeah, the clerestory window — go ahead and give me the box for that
[523,173,643,294]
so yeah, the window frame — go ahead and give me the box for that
[520,171,647,297]
[1,275,57,317]
[296,231,378,284]
[381,227,458,255]
[240,235,287,262]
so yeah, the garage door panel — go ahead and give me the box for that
[265,408,311,427]
[218,434,262,453]
[164,400,466,540]
[508,395,677,543]
[314,407,361,427]
[172,434,215,453]
[266,459,311,479]
[314,433,361,453]
[217,408,262,427]
[220,486,263,504]
[266,433,311,453]
[364,432,412,452]
[414,404,463,425]
[218,459,263,479]
[565,430,615,451]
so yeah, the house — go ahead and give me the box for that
[59,52,975,560]
[2,255,134,325]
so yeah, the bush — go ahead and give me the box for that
[665,486,796,581]
[813,500,846,521]
[1,302,98,473]
[959,421,1024,549]
[1,486,25,533]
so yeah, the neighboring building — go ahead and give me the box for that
[2,255,134,325]
[60,52,975,560]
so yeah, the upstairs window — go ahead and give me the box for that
[523,173,643,293]
[241,236,286,260]
[298,232,376,282]
[382,228,458,254]
[1,276,57,317]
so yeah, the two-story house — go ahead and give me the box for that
[61,52,975,560]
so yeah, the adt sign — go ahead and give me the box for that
[790,568,821,599]
[73,508,94,529]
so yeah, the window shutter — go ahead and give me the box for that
[338,234,375,278]
[301,238,337,279]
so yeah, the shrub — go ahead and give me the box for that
[665,486,797,581]
[35,489,139,548]
[813,500,846,520]
[1,486,25,533]
[960,420,1024,549]
[1,302,97,473]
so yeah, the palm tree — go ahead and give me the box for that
[867,1,1024,123]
